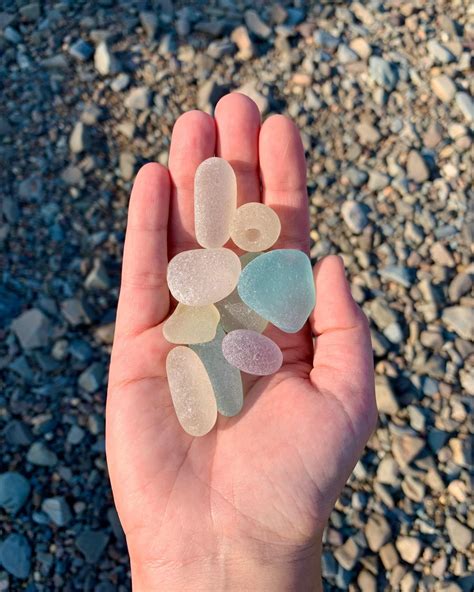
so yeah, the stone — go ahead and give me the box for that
[0,473,30,515]
[369,56,398,91]
[216,288,267,334]
[407,150,430,182]
[231,26,254,60]
[167,248,241,306]
[244,9,272,39]
[455,92,474,123]
[4,420,33,446]
[69,39,93,61]
[94,41,120,76]
[430,242,455,267]
[427,40,455,63]
[69,121,89,154]
[139,11,158,41]
[375,375,399,415]
[445,517,471,551]
[19,2,40,20]
[341,200,369,234]
[78,362,105,393]
[192,326,243,417]
[377,454,399,485]
[163,303,220,345]
[76,530,109,563]
[345,167,368,187]
[356,122,381,145]
[85,259,111,290]
[11,308,51,349]
[350,37,371,60]
[380,265,412,288]
[197,80,226,112]
[396,536,422,564]
[222,330,283,375]
[238,249,315,333]
[41,497,72,527]
[207,40,235,60]
[27,442,57,466]
[401,474,425,502]
[230,203,281,252]
[334,537,361,570]
[431,75,456,103]
[365,513,392,552]
[124,86,151,111]
[380,543,399,570]
[392,434,425,468]
[0,534,31,579]
[111,73,130,92]
[337,43,358,64]
[194,157,237,248]
[423,121,443,148]
[166,346,217,436]
[67,425,85,445]
[119,151,136,181]
[442,306,473,340]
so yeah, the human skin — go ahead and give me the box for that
[106,93,377,591]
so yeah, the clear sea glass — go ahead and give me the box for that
[237,249,315,333]
[166,346,217,436]
[194,157,237,248]
[192,326,243,417]
[163,303,220,344]
[167,248,241,305]
[222,329,283,375]
[231,202,281,252]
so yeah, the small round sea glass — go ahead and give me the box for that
[195,157,237,248]
[192,326,243,417]
[167,248,241,305]
[222,330,283,376]
[166,346,217,436]
[163,303,220,344]
[238,249,315,333]
[230,203,281,252]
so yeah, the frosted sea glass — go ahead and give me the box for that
[231,203,281,252]
[222,330,283,375]
[237,249,315,333]
[216,289,267,333]
[167,248,241,305]
[192,326,243,417]
[195,157,237,248]
[166,346,217,436]
[163,303,220,344]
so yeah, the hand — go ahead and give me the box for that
[106,93,377,591]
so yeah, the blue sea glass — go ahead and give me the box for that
[191,326,243,417]
[237,249,315,333]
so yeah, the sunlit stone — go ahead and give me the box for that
[222,330,283,376]
[163,303,220,344]
[194,157,237,248]
[237,249,315,333]
[167,248,241,305]
[230,202,281,252]
[166,346,217,436]
[192,326,243,417]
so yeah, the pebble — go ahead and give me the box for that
[231,26,254,60]
[350,37,371,60]
[445,517,471,552]
[337,44,358,64]
[76,530,110,564]
[431,75,456,103]
[0,472,30,515]
[78,362,105,393]
[369,56,398,91]
[111,73,130,92]
[455,92,474,123]
[11,309,51,349]
[365,513,392,552]
[139,11,158,41]
[0,534,31,579]
[69,121,89,154]
[244,9,272,39]
[41,497,73,527]
[375,375,399,415]
[26,442,58,466]
[427,39,455,64]
[396,536,422,564]
[442,306,473,340]
[94,41,120,76]
[124,86,151,111]
[406,150,430,183]
[69,39,93,62]
[119,151,136,181]
[341,200,369,234]
[356,122,381,145]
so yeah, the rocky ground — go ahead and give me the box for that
[1,0,473,590]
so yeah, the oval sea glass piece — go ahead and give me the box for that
[237,249,315,333]
[192,326,243,417]
[166,346,217,436]
[230,203,281,252]
[163,303,220,344]
[195,157,237,248]
[167,248,241,306]
[222,330,283,376]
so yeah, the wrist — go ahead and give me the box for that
[130,536,323,591]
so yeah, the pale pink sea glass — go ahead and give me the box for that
[167,248,241,305]
[166,346,217,436]
[195,157,237,248]
[163,303,220,344]
[221,330,283,375]
[230,202,281,252]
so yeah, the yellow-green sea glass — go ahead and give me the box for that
[163,303,220,344]
[166,346,217,436]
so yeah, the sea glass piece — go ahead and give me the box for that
[216,290,267,333]
[167,248,241,305]
[222,330,283,376]
[192,326,243,417]
[195,157,237,248]
[166,346,217,436]
[237,249,315,333]
[163,303,220,344]
[231,202,281,252]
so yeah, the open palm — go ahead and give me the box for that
[106,93,376,590]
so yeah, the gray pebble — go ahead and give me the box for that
[76,530,109,563]
[455,92,474,123]
[11,309,51,349]
[78,362,105,393]
[41,497,73,527]
[341,200,369,233]
[0,473,30,515]
[369,56,398,91]
[26,442,58,467]
[0,534,31,579]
